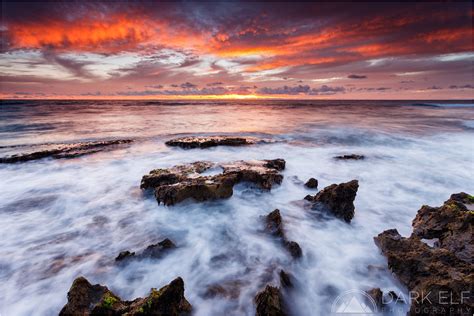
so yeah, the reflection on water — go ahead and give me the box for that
[0,100,473,315]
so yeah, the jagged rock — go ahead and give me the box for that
[334,154,365,160]
[254,285,287,316]
[304,178,318,189]
[60,276,191,316]
[0,139,133,163]
[116,251,135,261]
[412,192,473,263]
[165,136,255,149]
[279,270,293,288]
[306,180,359,223]
[366,288,383,310]
[115,238,176,262]
[141,159,285,205]
[374,229,473,315]
[264,209,302,258]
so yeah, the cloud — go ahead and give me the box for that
[449,84,473,89]
[207,82,223,86]
[348,74,367,79]
[258,84,345,95]
[180,82,198,89]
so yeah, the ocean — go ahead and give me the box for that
[0,99,473,315]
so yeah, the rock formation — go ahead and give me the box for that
[165,136,256,149]
[304,178,318,189]
[334,154,365,160]
[254,285,287,316]
[0,139,133,163]
[115,238,176,263]
[264,209,302,258]
[374,193,474,315]
[141,159,285,205]
[59,276,191,316]
[305,180,359,223]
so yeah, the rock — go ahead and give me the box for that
[254,285,287,316]
[304,178,318,189]
[412,192,473,263]
[334,154,365,160]
[265,209,284,238]
[306,180,359,223]
[60,276,191,316]
[115,238,176,262]
[366,288,383,310]
[279,270,293,288]
[165,136,255,149]
[202,280,246,300]
[374,229,473,315]
[284,241,302,258]
[264,209,302,259]
[0,139,133,163]
[141,159,285,205]
[115,251,135,262]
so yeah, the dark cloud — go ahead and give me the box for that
[258,85,345,95]
[348,74,367,79]
[180,82,198,89]
[449,84,473,89]
[206,82,223,86]
[427,85,442,90]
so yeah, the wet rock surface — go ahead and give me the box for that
[412,192,473,263]
[141,159,285,205]
[165,136,256,149]
[374,194,474,316]
[254,285,287,316]
[334,154,365,160]
[60,276,192,316]
[304,177,318,189]
[279,270,293,289]
[366,288,383,310]
[305,180,359,223]
[0,139,133,163]
[264,209,302,258]
[115,238,176,262]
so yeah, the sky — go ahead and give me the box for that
[0,1,473,100]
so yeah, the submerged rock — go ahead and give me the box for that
[412,192,473,263]
[115,238,176,262]
[305,180,359,223]
[60,276,191,315]
[279,270,293,289]
[141,159,285,205]
[373,194,474,314]
[334,154,365,160]
[254,285,287,316]
[304,178,318,189]
[0,139,133,163]
[264,209,302,258]
[165,136,255,149]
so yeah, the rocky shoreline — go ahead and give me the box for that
[54,136,472,315]
[0,139,133,163]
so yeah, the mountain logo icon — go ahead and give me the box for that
[331,289,379,315]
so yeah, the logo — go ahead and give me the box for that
[331,289,378,315]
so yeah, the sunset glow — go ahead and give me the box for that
[1,2,472,99]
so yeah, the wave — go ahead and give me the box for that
[411,102,474,108]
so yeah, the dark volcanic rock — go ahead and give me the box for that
[115,238,176,262]
[304,178,318,189]
[0,139,133,163]
[306,180,359,223]
[60,276,191,316]
[165,136,255,149]
[412,192,473,263]
[141,159,285,205]
[254,285,287,316]
[374,229,473,315]
[334,154,365,160]
[264,209,302,258]
[279,270,293,289]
